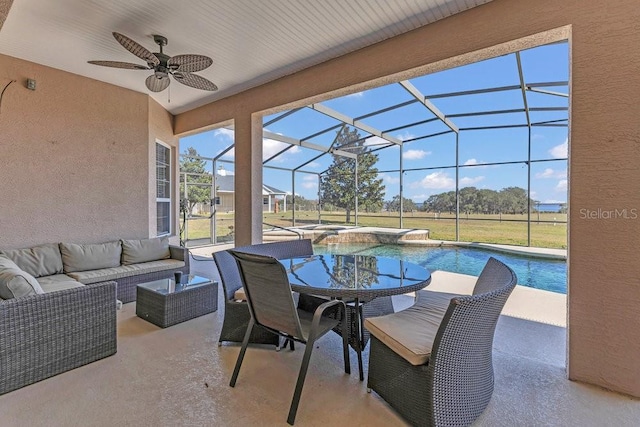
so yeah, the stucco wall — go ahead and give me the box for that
[175,0,640,396]
[0,54,174,247]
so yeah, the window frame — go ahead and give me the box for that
[156,140,172,237]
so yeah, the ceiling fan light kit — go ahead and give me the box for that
[88,32,217,93]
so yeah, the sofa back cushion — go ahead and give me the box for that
[121,237,170,265]
[59,241,122,273]
[0,256,45,299]
[0,243,63,278]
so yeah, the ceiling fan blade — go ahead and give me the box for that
[88,60,150,70]
[145,75,170,92]
[173,72,218,91]
[167,54,213,73]
[113,32,160,67]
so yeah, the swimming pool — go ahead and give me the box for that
[313,243,567,294]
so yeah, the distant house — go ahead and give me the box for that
[214,169,287,213]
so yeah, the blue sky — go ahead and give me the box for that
[181,42,568,205]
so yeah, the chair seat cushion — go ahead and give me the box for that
[364,291,462,366]
[67,259,185,284]
[37,274,85,293]
[233,287,246,301]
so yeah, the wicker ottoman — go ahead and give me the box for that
[136,275,218,328]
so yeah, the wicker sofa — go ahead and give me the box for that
[0,237,190,395]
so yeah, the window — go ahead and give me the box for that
[156,142,171,236]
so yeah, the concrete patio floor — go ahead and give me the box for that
[1,254,638,426]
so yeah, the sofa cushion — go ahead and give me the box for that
[60,241,122,273]
[0,256,45,299]
[364,291,462,366]
[67,259,185,284]
[0,243,63,278]
[121,237,170,265]
[37,274,85,293]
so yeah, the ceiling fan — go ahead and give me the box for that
[88,32,217,92]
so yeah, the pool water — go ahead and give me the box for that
[314,243,567,294]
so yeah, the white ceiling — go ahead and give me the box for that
[0,0,492,114]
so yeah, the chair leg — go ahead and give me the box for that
[230,318,255,387]
[289,339,295,351]
[287,338,316,425]
[341,307,351,374]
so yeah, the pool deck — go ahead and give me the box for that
[260,225,567,260]
[190,225,567,328]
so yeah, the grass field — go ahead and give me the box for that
[183,210,567,249]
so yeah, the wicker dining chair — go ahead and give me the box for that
[228,250,350,425]
[213,239,315,348]
[365,257,517,427]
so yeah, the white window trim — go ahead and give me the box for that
[156,140,172,237]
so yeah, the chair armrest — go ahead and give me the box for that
[169,245,190,271]
[312,299,346,327]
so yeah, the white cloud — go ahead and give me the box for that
[412,171,455,190]
[213,128,234,139]
[536,168,555,178]
[460,176,485,186]
[396,131,416,142]
[346,91,364,98]
[530,190,538,199]
[555,179,568,192]
[363,136,391,147]
[463,158,478,166]
[535,168,567,179]
[301,175,317,189]
[263,138,300,161]
[549,138,568,158]
[379,173,400,184]
[215,137,300,162]
[306,161,321,168]
[403,149,430,160]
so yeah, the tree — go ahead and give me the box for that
[179,147,213,215]
[498,187,529,214]
[386,195,417,212]
[319,127,385,223]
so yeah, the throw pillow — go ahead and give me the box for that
[0,256,45,299]
[0,242,64,278]
[59,241,122,273]
[121,237,170,265]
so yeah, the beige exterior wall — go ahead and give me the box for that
[0,54,176,247]
[175,0,640,396]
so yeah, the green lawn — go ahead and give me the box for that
[183,210,567,249]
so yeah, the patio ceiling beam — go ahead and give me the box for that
[308,103,403,146]
[399,80,459,133]
[425,84,521,99]
[263,107,304,127]
[263,144,295,164]
[263,130,357,159]
[526,81,569,88]
[383,117,440,134]
[294,152,327,171]
[301,124,343,142]
[526,87,569,98]
[516,52,531,127]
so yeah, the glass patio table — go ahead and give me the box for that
[278,254,431,380]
